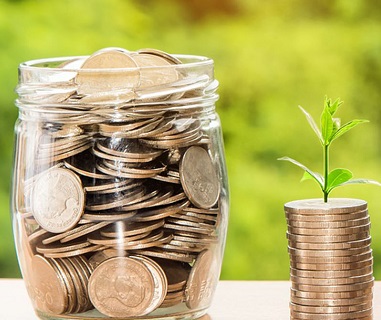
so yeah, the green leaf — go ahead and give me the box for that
[278,156,324,189]
[298,106,323,144]
[326,168,353,193]
[330,119,369,143]
[339,179,381,187]
[332,118,341,132]
[321,107,334,145]
[301,171,315,182]
[326,96,343,116]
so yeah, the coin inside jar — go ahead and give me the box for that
[180,146,219,209]
[31,167,85,233]
[88,256,156,317]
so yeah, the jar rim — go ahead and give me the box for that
[19,54,214,73]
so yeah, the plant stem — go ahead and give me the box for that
[323,144,329,202]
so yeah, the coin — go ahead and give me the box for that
[291,277,374,293]
[290,265,373,279]
[285,198,368,214]
[290,307,372,320]
[290,257,373,271]
[287,216,370,229]
[76,48,139,96]
[26,255,68,314]
[185,249,218,309]
[88,256,155,317]
[288,223,371,236]
[289,250,372,264]
[88,249,125,270]
[288,246,371,258]
[100,220,165,238]
[285,209,368,222]
[291,293,373,308]
[31,167,85,233]
[180,147,219,209]
[290,287,373,299]
[131,255,168,313]
[155,258,190,293]
[288,237,371,250]
[286,231,370,243]
[290,272,373,285]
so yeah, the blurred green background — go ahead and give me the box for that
[1,0,381,280]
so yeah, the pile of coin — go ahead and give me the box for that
[16,47,225,318]
[285,199,374,320]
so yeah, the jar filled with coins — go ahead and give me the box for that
[11,47,229,320]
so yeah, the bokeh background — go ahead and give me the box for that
[1,0,381,279]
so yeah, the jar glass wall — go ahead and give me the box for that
[11,48,229,320]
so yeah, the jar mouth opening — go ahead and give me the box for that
[19,54,214,73]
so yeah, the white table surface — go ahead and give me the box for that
[0,279,380,319]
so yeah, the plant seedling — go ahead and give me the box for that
[279,96,381,202]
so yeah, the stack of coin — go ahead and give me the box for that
[285,198,374,320]
[16,47,225,318]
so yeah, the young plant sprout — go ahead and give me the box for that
[279,97,381,203]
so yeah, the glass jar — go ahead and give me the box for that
[11,48,229,320]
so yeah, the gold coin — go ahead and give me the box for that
[100,220,165,238]
[48,257,77,314]
[67,256,93,312]
[81,210,137,222]
[111,232,173,250]
[64,155,112,179]
[155,258,190,293]
[36,238,92,254]
[98,118,162,137]
[290,257,373,271]
[287,223,371,236]
[31,167,85,233]
[43,243,104,259]
[37,142,92,164]
[137,48,182,65]
[290,293,372,307]
[285,198,367,214]
[286,231,370,243]
[58,257,88,313]
[131,53,179,89]
[134,248,196,263]
[290,265,373,279]
[85,186,145,211]
[88,249,126,270]
[164,222,214,235]
[289,250,372,264]
[131,255,168,313]
[287,216,370,229]
[76,48,139,96]
[88,230,151,246]
[285,209,368,222]
[42,221,112,244]
[290,287,373,299]
[83,178,134,193]
[288,245,371,258]
[26,255,68,314]
[88,256,155,317]
[290,307,372,320]
[185,249,219,309]
[290,301,372,314]
[133,199,190,222]
[290,272,373,285]
[291,277,374,293]
[288,237,371,250]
